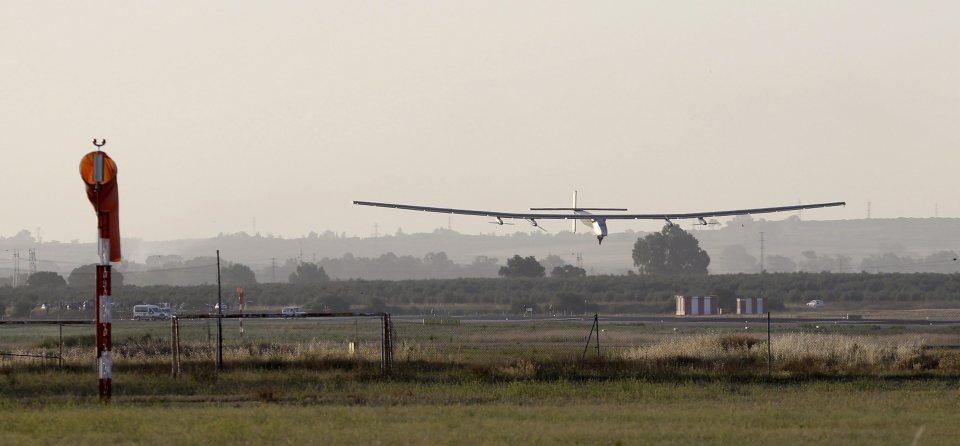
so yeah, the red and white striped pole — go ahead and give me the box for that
[80,141,120,402]
[237,288,245,336]
[96,211,112,401]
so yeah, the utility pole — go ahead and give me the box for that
[12,250,20,287]
[571,253,583,270]
[28,249,37,276]
[270,257,277,282]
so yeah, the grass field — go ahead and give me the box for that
[2,318,959,445]
[0,375,957,445]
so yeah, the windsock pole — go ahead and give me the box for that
[81,140,118,402]
[96,210,113,401]
[92,146,113,402]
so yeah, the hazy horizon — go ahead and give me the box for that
[2,1,956,243]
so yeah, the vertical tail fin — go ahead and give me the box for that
[572,190,578,233]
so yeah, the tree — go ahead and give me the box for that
[12,299,34,318]
[26,271,67,287]
[288,262,330,283]
[540,255,566,272]
[423,252,456,276]
[68,264,125,288]
[322,296,351,312]
[367,297,386,313]
[920,251,960,274]
[222,263,257,286]
[498,255,545,278]
[632,225,710,275]
[551,264,586,278]
[716,245,758,274]
[860,252,914,273]
[765,255,797,273]
[551,293,596,315]
[800,251,852,273]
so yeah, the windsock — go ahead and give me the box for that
[79,151,121,262]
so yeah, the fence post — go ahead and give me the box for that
[175,317,181,378]
[171,317,178,378]
[215,250,223,374]
[582,314,601,361]
[380,313,393,377]
[767,311,772,376]
[58,320,63,368]
[595,314,601,359]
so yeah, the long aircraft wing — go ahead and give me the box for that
[352,200,846,221]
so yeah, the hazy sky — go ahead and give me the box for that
[2,1,957,243]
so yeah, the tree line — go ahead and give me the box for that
[4,225,959,318]
[4,272,960,318]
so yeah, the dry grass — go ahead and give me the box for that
[620,332,960,375]
[1,335,383,370]
[5,324,960,379]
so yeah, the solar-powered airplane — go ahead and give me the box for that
[353,192,845,245]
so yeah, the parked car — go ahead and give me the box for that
[133,304,173,320]
[806,299,825,309]
[281,306,306,318]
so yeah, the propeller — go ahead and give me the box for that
[489,217,514,226]
[527,218,548,232]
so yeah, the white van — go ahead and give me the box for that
[133,304,172,320]
[281,306,306,318]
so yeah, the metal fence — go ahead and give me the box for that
[391,316,605,364]
[1,315,614,372]
[0,320,94,366]
[170,313,392,376]
[2,314,785,373]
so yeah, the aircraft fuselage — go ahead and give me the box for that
[576,210,608,244]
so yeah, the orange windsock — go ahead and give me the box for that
[80,151,122,262]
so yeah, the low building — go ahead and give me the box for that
[675,295,719,316]
[736,297,766,315]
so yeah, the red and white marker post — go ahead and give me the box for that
[80,141,121,402]
[95,211,113,400]
[236,288,246,336]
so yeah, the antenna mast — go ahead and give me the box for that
[28,249,37,276]
[571,252,583,270]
